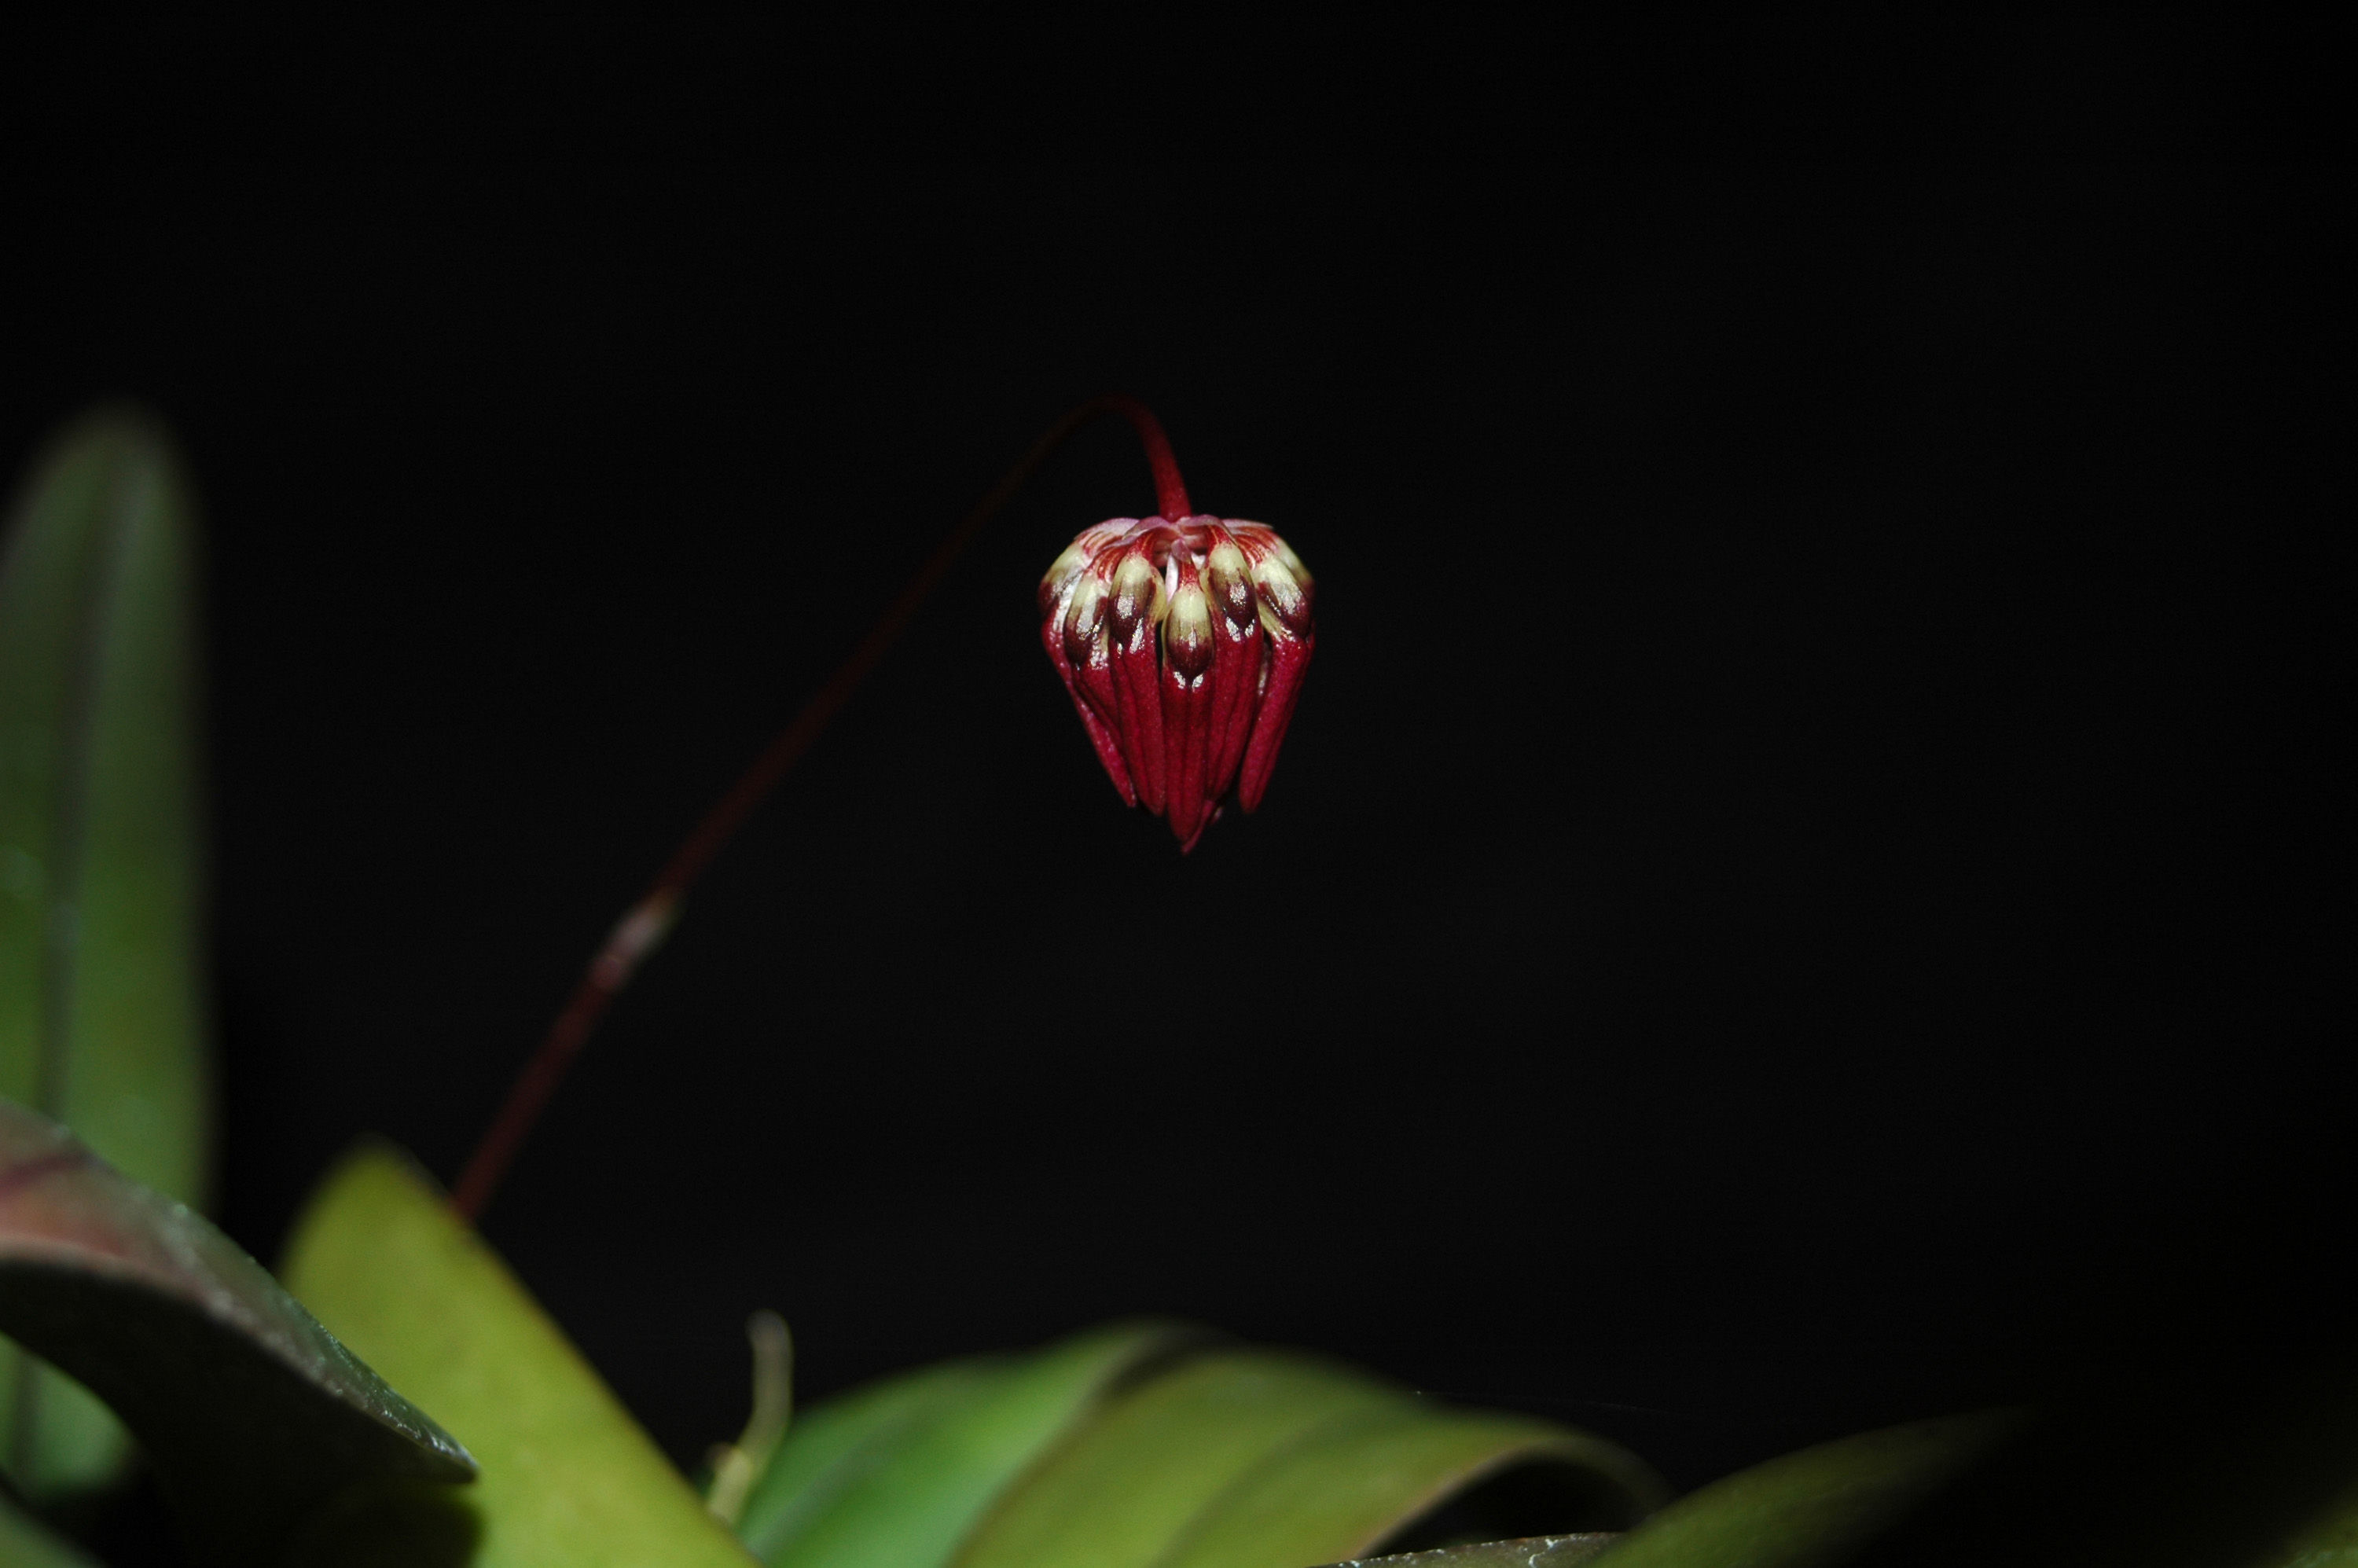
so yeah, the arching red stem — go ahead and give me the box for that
[1099,393,1192,520]
[450,395,1193,1221]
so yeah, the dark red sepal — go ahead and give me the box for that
[1239,626,1312,813]
[1044,608,1133,806]
[1159,552,1215,846]
[1201,526,1263,804]
[1105,538,1169,814]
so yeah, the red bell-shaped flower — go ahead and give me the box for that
[1040,516,1314,850]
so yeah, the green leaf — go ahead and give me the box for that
[0,407,213,1496]
[0,1098,472,1564]
[951,1348,1425,1568]
[734,1356,1003,1555]
[277,1140,760,1567]
[0,1485,101,1568]
[2267,1478,2358,1568]
[751,1337,1660,1568]
[737,1320,1201,1568]
[1146,1400,1665,1568]
[1584,1413,2018,1568]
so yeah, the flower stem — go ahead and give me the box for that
[450,395,1193,1221]
[1104,394,1192,520]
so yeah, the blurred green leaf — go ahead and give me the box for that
[0,407,213,1496]
[279,1141,759,1566]
[0,1099,472,1563]
[953,1348,1411,1568]
[1148,1399,1663,1568]
[750,1333,1660,1568]
[737,1320,1200,1568]
[1585,1413,2017,1568]
[2268,1480,2358,1568]
[733,1356,1001,1555]
[0,1485,101,1567]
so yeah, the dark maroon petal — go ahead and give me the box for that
[1202,528,1263,802]
[1160,555,1215,844]
[1112,634,1166,815]
[1162,669,1212,844]
[1177,801,1221,854]
[1238,627,1313,813]
[1063,567,1135,806]
[1206,620,1261,803]
[1042,614,1134,806]
[1107,546,1168,814]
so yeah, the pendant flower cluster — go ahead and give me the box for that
[1040,516,1314,850]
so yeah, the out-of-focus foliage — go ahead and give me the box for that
[0,409,212,1499]
[281,1143,759,1567]
[732,1331,1662,1568]
[1581,1416,2015,1568]
[0,1486,100,1567]
[4,406,2353,1568]
[0,1100,471,1563]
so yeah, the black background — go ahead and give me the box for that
[7,16,2343,1532]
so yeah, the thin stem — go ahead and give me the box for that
[1100,393,1192,520]
[705,1310,793,1526]
[450,395,1193,1221]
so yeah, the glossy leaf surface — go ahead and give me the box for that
[953,1348,1425,1568]
[280,1142,758,1567]
[0,1100,472,1563]
[0,408,213,1495]
[803,1334,1663,1568]
[1585,1413,2015,1568]
[1155,1401,1663,1568]
[1317,1537,1618,1568]
[740,1320,1198,1568]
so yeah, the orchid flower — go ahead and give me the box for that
[1039,514,1314,850]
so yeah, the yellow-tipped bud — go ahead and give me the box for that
[1166,582,1214,681]
[1250,555,1312,638]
